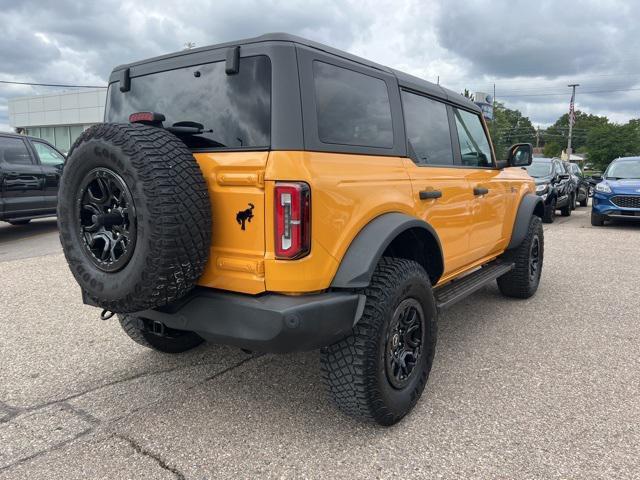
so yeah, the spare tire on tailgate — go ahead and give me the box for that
[57,123,212,313]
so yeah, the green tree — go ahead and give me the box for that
[543,111,609,152]
[586,121,640,170]
[488,102,536,160]
[543,141,562,157]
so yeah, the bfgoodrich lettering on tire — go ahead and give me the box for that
[320,257,437,426]
[57,123,211,313]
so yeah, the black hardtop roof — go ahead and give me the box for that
[111,32,479,113]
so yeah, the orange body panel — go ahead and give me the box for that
[193,151,269,294]
[194,150,535,295]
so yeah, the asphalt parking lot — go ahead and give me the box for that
[1,209,639,479]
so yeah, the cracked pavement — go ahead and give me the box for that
[1,211,639,479]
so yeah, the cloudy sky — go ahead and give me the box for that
[1,0,639,131]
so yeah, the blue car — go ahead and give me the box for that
[591,156,640,226]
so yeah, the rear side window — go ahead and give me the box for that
[106,56,271,150]
[401,91,453,166]
[313,61,393,148]
[0,137,32,165]
[453,108,493,167]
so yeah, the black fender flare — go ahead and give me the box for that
[331,213,443,289]
[507,194,544,250]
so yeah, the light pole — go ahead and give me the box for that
[566,84,579,160]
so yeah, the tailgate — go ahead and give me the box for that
[194,151,268,294]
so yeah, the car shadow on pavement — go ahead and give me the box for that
[0,218,58,243]
[603,218,640,230]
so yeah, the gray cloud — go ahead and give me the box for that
[1,0,639,130]
[435,0,640,77]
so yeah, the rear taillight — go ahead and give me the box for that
[274,182,310,259]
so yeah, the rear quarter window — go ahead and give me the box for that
[401,91,453,166]
[312,61,393,149]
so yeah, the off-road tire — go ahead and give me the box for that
[542,199,556,223]
[560,200,571,217]
[57,123,211,313]
[579,195,588,207]
[7,219,31,226]
[118,314,204,353]
[320,257,437,426]
[591,211,605,226]
[497,215,544,299]
[570,193,577,210]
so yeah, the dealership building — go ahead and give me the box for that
[7,88,106,154]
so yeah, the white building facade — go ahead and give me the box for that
[8,88,106,153]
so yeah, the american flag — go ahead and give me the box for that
[569,90,576,127]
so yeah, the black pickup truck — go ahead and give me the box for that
[0,132,65,225]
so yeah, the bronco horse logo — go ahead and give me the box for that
[236,203,255,231]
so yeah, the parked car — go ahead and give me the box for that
[587,174,602,197]
[0,132,66,225]
[591,156,640,226]
[57,33,545,426]
[525,157,572,222]
[564,161,589,207]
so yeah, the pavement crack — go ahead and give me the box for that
[58,402,102,426]
[116,434,186,480]
[0,426,95,473]
[0,400,23,423]
[21,358,233,415]
[1,354,261,475]
[201,353,264,384]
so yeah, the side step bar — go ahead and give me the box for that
[434,260,514,311]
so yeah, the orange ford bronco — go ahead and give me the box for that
[58,34,544,425]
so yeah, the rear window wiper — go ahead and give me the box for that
[166,121,211,135]
[165,121,226,147]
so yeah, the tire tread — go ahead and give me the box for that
[58,123,211,313]
[320,257,435,425]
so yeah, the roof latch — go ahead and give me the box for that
[119,68,131,92]
[225,46,240,75]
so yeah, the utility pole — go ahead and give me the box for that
[566,84,579,160]
[535,126,540,148]
[492,83,496,124]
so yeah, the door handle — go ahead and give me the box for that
[419,190,442,200]
[473,187,489,196]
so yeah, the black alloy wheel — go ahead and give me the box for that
[385,298,425,389]
[529,234,541,282]
[77,168,136,272]
[497,215,544,299]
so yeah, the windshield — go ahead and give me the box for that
[526,161,553,178]
[605,159,640,179]
[106,56,271,149]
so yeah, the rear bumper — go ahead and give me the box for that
[100,288,366,353]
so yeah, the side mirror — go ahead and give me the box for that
[506,143,533,167]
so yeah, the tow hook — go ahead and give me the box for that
[100,309,115,321]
